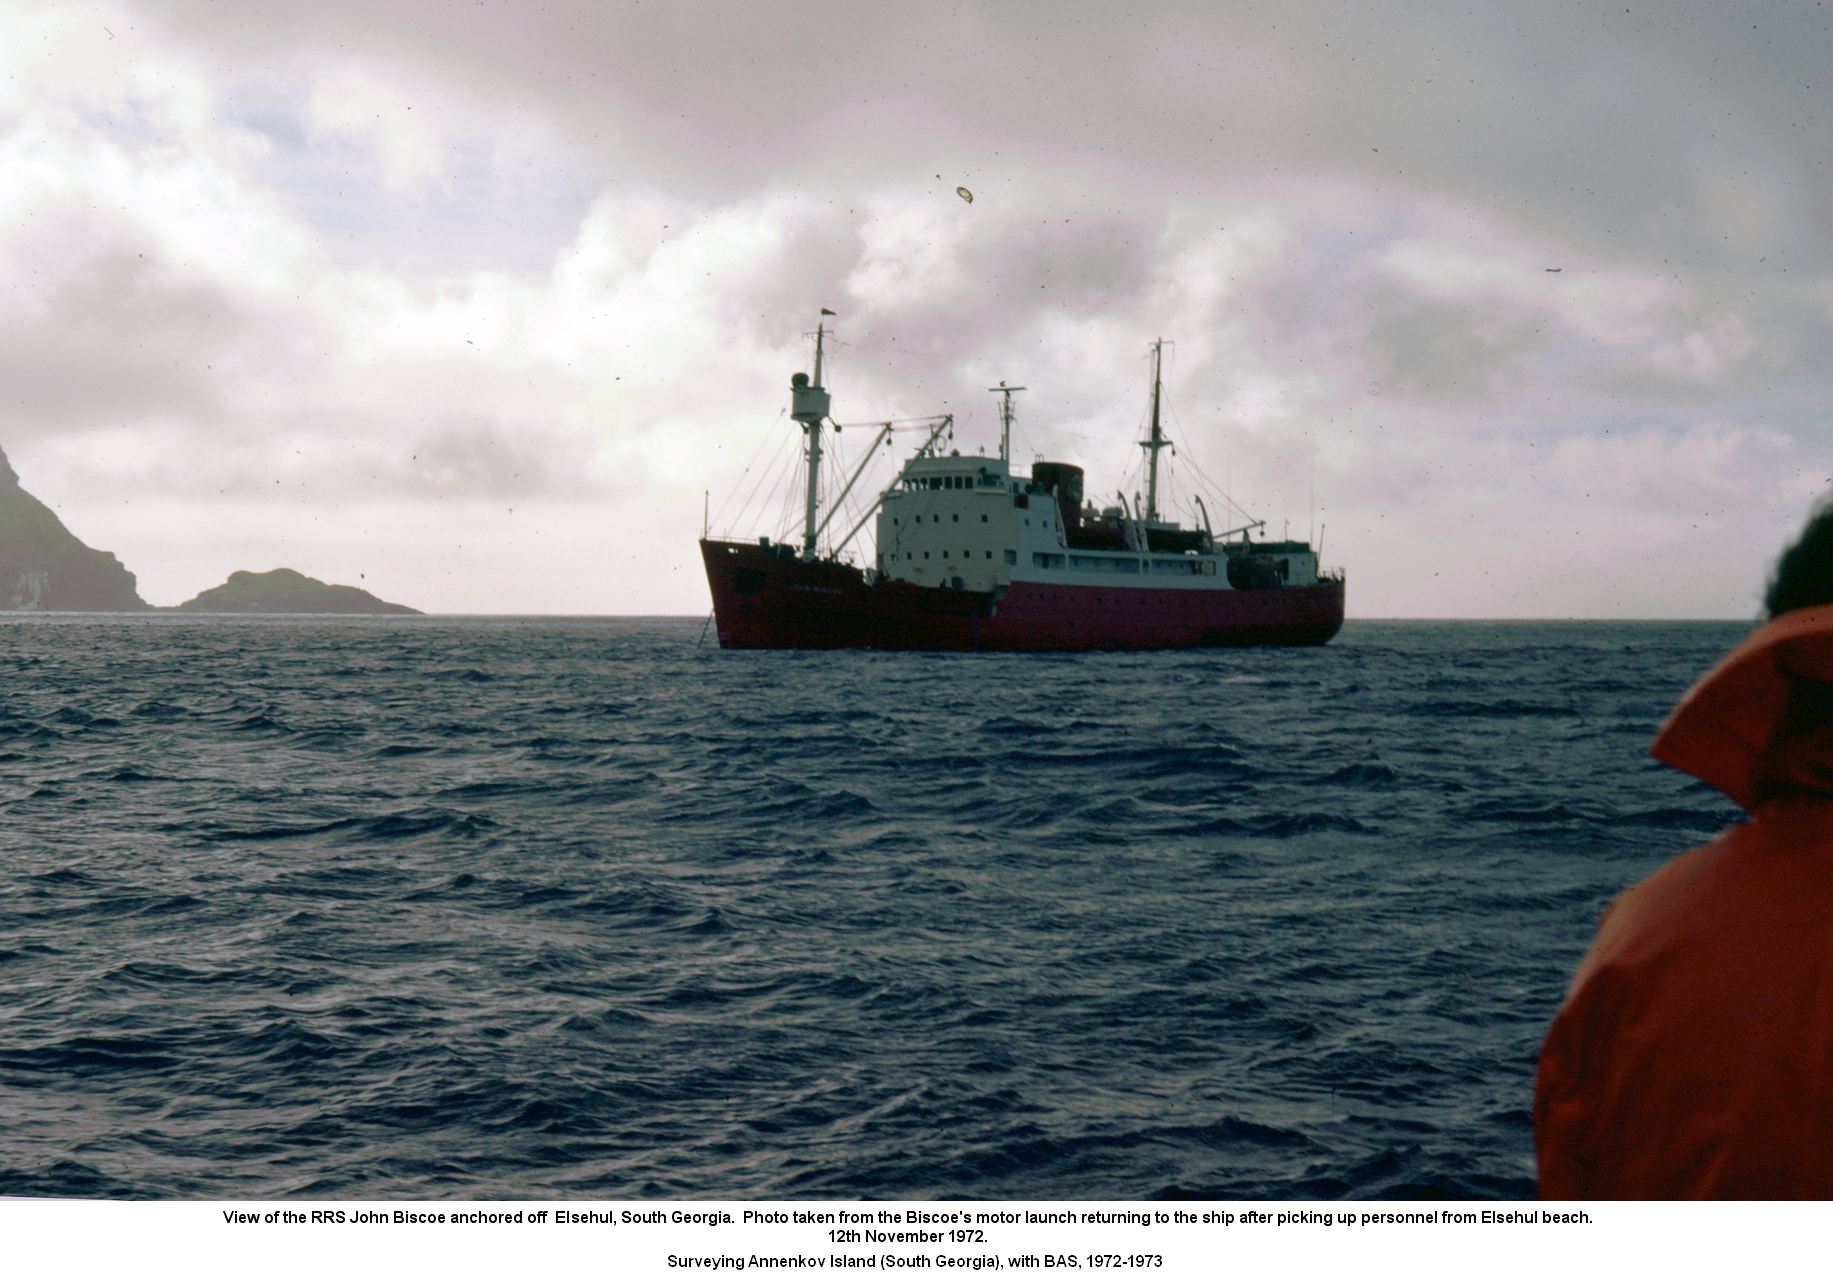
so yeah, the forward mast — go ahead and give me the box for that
[789,320,833,560]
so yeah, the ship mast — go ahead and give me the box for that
[987,381,1026,464]
[790,314,835,560]
[1140,338,1172,523]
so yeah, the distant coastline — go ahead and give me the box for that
[3,442,418,615]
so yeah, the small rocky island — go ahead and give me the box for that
[176,568,421,615]
[1,444,149,610]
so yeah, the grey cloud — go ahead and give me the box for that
[1356,285,1547,402]
[0,242,240,433]
[142,1,1833,272]
[406,422,598,500]
[132,1,1833,424]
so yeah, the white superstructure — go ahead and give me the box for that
[874,454,1320,594]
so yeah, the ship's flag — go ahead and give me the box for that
[820,308,836,315]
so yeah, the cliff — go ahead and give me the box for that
[176,568,421,615]
[0,444,149,611]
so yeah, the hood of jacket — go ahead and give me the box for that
[1651,604,1833,811]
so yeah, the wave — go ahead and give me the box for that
[0,615,1747,1200]
[1407,700,1580,719]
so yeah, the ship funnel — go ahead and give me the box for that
[1032,461,1084,530]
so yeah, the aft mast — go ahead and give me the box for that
[1140,338,1172,523]
[791,311,835,560]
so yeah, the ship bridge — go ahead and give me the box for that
[895,454,1014,492]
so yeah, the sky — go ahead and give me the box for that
[3,0,1829,616]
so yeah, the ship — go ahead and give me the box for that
[699,316,1345,651]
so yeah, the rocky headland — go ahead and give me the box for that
[0,445,149,611]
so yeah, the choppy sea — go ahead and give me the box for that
[0,616,1747,1200]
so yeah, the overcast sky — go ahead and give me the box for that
[5,0,1829,615]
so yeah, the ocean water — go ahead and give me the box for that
[0,615,1747,1200]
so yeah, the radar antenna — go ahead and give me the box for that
[987,381,1027,465]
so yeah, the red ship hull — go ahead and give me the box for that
[701,539,1345,651]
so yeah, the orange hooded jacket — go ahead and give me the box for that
[1535,605,1833,1198]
